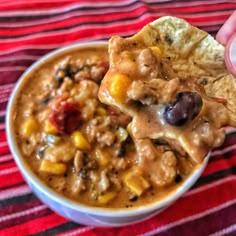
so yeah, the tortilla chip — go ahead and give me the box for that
[98,16,236,163]
[134,16,236,113]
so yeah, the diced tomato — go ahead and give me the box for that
[107,105,121,115]
[99,61,109,72]
[49,101,81,134]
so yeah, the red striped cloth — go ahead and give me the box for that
[0,1,236,235]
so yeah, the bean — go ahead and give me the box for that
[163,91,202,126]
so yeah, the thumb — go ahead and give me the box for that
[225,32,236,76]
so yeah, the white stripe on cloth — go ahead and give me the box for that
[225,126,236,133]
[0,44,59,56]
[0,154,13,163]
[0,141,8,148]
[0,122,5,130]
[0,0,232,16]
[0,66,27,71]
[0,110,6,117]
[57,226,95,236]
[211,144,236,157]
[184,175,236,197]
[138,199,236,236]
[0,55,39,62]
[0,204,47,223]
[0,83,15,91]
[0,184,31,200]
[0,167,19,176]
[209,224,236,236]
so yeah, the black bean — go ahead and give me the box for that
[129,196,138,202]
[55,66,74,83]
[55,68,67,83]
[78,168,88,179]
[41,96,52,105]
[116,144,126,157]
[175,174,182,183]
[163,91,202,126]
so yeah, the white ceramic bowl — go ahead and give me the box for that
[6,41,210,227]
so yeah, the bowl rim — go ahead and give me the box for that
[6,40,210,217]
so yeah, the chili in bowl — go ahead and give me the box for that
[6,41,210,227]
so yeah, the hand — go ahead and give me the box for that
[216,10,236,76]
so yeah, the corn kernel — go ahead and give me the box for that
[22,118,38,138]
[72,131,91,150]
[40,159,67,175]
[109,73,132,102]
[123,168,150,196]
[96,107,107,116]
[116,127,128,143]
[98,191,117,204]
[70,84,79,96]
[149,46,162,57]
[95,149,110,167]
[44,120,58,134]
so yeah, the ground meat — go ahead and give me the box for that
[150,151,177,187]
[81,98,98,121]
[86,116,115,146]
[137,48,161,79]
[74,150,84,172]
[96,131,115,147]
[97,170,110,192]
[127,80,159,105]
[74,69,90,82]
[127,78,181,106]
[72,177,86,194]
[58,77,73,94]
[74,80,99,103]
[134,139,158,164]
[44,141,76,163]
[90,63,108,82]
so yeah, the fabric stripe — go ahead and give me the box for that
[0,192,36,208]
[0,0,233,15]
[202,155,236,176]
[0,154,13,163]
[195,166,236,187]
[0,166,18,175]
[0,12,232,40]
[0,213,68,236]
[33,222,80,236]
[0,3,234,28]
[142,202,236,236]
[56,226,95,236]
[0,206,51,230]
[0,184,31,201]
[0,204,47,223]
[209,224,236,236]
[185,175,236,197]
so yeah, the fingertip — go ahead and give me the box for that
[225,33,236,76]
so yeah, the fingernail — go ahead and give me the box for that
[226,33,236,76]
